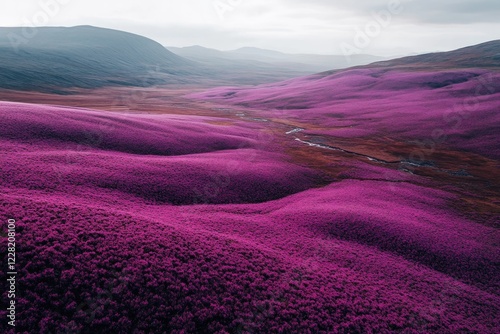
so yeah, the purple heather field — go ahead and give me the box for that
[191,69,500,159]
[1,91,499,333]
[0,20,499,333]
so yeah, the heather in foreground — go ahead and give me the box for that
[1,102,499,333]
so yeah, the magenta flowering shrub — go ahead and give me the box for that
[0,101,258,156]
[1,143,321,205]
[0,101,499,333]
[190,69,500,159]
[267,180,500,291]
[0,101,324,205]
[1,194,499,334]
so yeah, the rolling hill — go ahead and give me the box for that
[0,26,199,92]
[1,101,499,333]
[191,41,500,160]
[0,26,386,91]
[367,40,500,70]
[0,25,499,333]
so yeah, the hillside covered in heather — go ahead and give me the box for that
[191,65,500,160]
[0,21,499,334]
[1,98,499,333]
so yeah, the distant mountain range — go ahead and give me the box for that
[0,25,389,92]
[0,25,498,93]
[167,45,387,73]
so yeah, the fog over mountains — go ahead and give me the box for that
[167,45,387,74]
[0,25,388,92]
[0,25,498,93]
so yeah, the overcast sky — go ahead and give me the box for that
[1,0,499,56]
